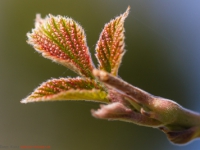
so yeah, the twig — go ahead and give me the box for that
[93,69,200,144]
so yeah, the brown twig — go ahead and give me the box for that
[93,69,200,144]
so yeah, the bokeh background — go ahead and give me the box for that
[0,0,200,149]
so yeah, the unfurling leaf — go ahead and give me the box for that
[95,6,130,76]
[21,78,108,103]
[27,14,95,78]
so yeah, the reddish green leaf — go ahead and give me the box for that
[27,14,95,78]
[21,77,108,103]
[95,7,130,76]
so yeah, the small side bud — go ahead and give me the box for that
[91,102,132,119]
[160,126,200,144]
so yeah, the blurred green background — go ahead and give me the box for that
[0,0,200,149]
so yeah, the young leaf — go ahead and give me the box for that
[27,14,95,78]
[95,7,130,76]
[21,77,108,103]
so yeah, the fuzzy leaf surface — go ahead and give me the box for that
[27,14,95,78]
[21,78,108,103]
[95,7,129,76]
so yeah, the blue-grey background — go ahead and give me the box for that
[0,0,200,149]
